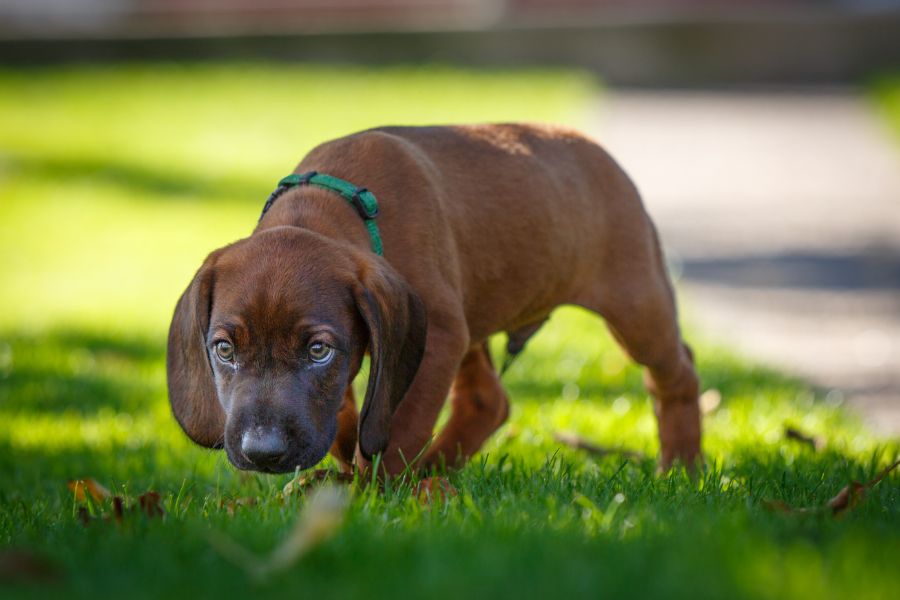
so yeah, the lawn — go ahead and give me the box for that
[1,64,898,600]
[872,76,900,150]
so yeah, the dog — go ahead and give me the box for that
[167,124,701,476]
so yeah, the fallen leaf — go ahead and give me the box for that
[219,497,257,517]
[700,389,722,415]
[137,492,165,519]
[111,496,125,524]
[67,479,110,503]
[762,499,798,514]
[784,426,825,451]
[66,481,166,525]
[827,481,866,516]
[865,457,900,487]
[554,432,646,460]
[0,549,61,583]
[415,477,458,504]
[282,470,353,500]
[76,507,91,527]
[210,485,349,582]
[765,457,899,517]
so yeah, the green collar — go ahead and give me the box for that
[259,171,384,256]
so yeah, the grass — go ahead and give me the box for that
[873,75,900,141]
[1,64,898,600]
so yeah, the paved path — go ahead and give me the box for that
[589,90,900,436]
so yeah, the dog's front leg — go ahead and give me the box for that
[358,320,469,476]
[329,387,358,473]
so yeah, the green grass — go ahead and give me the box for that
[1,64,898,600]
[873,76,900,140]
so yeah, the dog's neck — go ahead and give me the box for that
[255,187,374,253]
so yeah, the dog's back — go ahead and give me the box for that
[300,123,652,340]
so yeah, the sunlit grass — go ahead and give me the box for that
[872,75,900,140]
[0,64,898,599]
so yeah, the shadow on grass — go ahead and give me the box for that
[0,319,810,421]
[503,332,807,410]
[0,328,165,416]
[0,439,220,495]
[4,152,263,201]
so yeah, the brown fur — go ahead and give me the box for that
[167,124,701,475]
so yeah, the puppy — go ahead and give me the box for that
[167,124,701,475]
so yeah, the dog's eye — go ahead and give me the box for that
[214,340,234,363]
[308,341,334,364]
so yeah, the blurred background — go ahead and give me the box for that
[1,0,898,457]
[2,4,899,595]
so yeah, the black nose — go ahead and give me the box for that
[241,428,287,469]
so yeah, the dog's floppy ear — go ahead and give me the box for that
[353,260,427,459]
[166,253,226,448]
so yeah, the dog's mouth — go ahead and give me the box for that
[226,443,333,474]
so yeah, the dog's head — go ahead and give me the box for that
[166,226,426,473]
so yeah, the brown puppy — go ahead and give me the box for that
[167,124,701,475]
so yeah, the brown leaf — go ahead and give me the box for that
[76,506,91,527]
[67,479,110,503]
[137,492,165,519]
[282,470,353,500]
[827,481,866,516]
[554,432,646,460]
[415,477,458,504]
[69,484,168,525]
[784,426,825,451]
[111,496,125,524]
[219,497,257,517]
[0,549,61,583]
[866,457,900,487]
[828,458,900,517]
[764,457,899,517]
[762,499,799,514]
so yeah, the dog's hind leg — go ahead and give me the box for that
[577,224,701,471]
[421,342,510,470]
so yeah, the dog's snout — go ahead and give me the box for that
[240,428,287,470]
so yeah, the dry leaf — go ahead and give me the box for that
[210,485,349,582]
[765,457,899,517]
[67,480,165,525]
[865,457,900,487]
[282,470,353,499]
[784,426,825,451]
[0,549,61,583]
[67,479,110,503]
[700,389,722,415]
[219,497,257,517]
[827,481,866,516]
[554,432,645,460]
[76,507,91,527]
[415,477,458,504]
[111,496,125,524]
[762,500,797,514]
[137,492,165,519]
